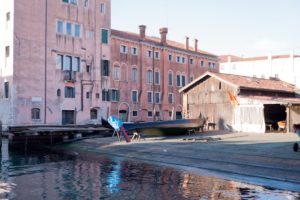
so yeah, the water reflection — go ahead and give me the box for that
[1,139,299,200]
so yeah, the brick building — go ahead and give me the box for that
[109,26,219,122]
[0,0,111,129]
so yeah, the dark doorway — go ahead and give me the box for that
[119,110,128,122]
[176,111,182,120]
[264,104,286,131]
[62,110,75,125]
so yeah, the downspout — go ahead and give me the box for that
[152,46,155,121]
[44,0,48,124]
[161,46,165,120]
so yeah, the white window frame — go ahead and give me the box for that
[56,20,64,34]
[131,90,138,103]
[147,50,153,58]
[147,91,153,103]
[131,67,138,82]
[176,56,180,63]
[131,47,138,55]
[132,110,138,117]
[154,51,160,59]
[100,3,105,14]
[74,24,81,37]
[154,92,161,104]
[154,71,160,85]
[113,65,121,80]
[147,110,153,118]
[147,70,153,84]
[120,45,127,54]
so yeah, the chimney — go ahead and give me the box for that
[194,39,198,52]
[185,37,189,50]
[139,25,146,39]
[159,27,168,45]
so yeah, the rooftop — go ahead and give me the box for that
[111,29,217,58]
[219,54,300,63]
[180,72,295,93]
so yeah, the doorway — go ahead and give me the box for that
[62,110,75,125]
[264,104,286,131]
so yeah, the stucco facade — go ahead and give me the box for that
[110,26,219,122]
[220,54,300,89]
[0,0,111,129]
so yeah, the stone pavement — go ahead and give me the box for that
[57,131,300,192]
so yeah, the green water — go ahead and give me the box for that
[1,139,299,200]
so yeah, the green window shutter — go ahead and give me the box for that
[101,29,108,44]
[116,90,120,101]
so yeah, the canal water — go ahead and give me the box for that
[1,139,299,200]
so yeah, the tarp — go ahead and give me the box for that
[107,116,123,131]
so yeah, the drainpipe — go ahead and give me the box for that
[152,46,155,121]
[44,0,48,124]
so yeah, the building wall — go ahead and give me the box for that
[1,0,111,128]
[182,76,235,130]
[220,55,300,88]
[110,31,219,122]
[0,0,14,130]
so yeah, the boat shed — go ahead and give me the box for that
[179,72,300,133]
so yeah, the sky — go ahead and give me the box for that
[111,0,300,57]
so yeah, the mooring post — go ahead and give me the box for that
[25,136,28,153]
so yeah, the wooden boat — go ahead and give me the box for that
[122,118,206,136]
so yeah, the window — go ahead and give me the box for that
[96,93,100,99]
[147,111,153,118]
[131,47,138,55]
[132,90,138,103]
[101,29,108,44]
[154,51,160,59]
[190,59,194,65]
[168,71,173,86]
[62,110,75,125]
[5,46,10,58]
[86,92,90,99]
[131,68,138,81]
[56,55,63,69]
[147,50,153,58]
[155,112,160,118]
[190,75,194,82]
[74,24,81,37]
[147,70,153,84]
[66,22,72,36]
[176,74,181,87]
[181,75,186,87]
[100,3,105,13]
[219,82,222,90]
[110,89,120,101]
[63,56,71,71]
[154,92,161,104]
[90,109,98,120]
[72,57,80,72]
[147,91,153,103]
[64,87,75,98]
[57,89,61,97]
[113,65,120,80]
[6,12,10,29]
[168,93,173,104]
[86,65,90,73]
[4,82,9,98]
[62,0,77,5]
[84,0,89,7]
[182,57,185,63]
[86,30,94,39]
[168,54,173,61]
[102,90,110,101]
[132,111,138,117]
[154,71,160,85]
[31,108,40,120]
[101,60,110,76]
[208,62,211,68]
[120,45,127,54]
[176,56,180,63]
[200,61,204,67]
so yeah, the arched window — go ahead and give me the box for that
[154,70,160,85]
[131,67,138,82]
[113,65,120,80]
[90,109,98,120]
[147,70,153,84]
[31,108,40,120]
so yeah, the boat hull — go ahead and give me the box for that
[123,118,205,136]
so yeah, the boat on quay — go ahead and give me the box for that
[102,117,206,137]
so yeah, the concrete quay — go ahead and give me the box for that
[57,131,300,192]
